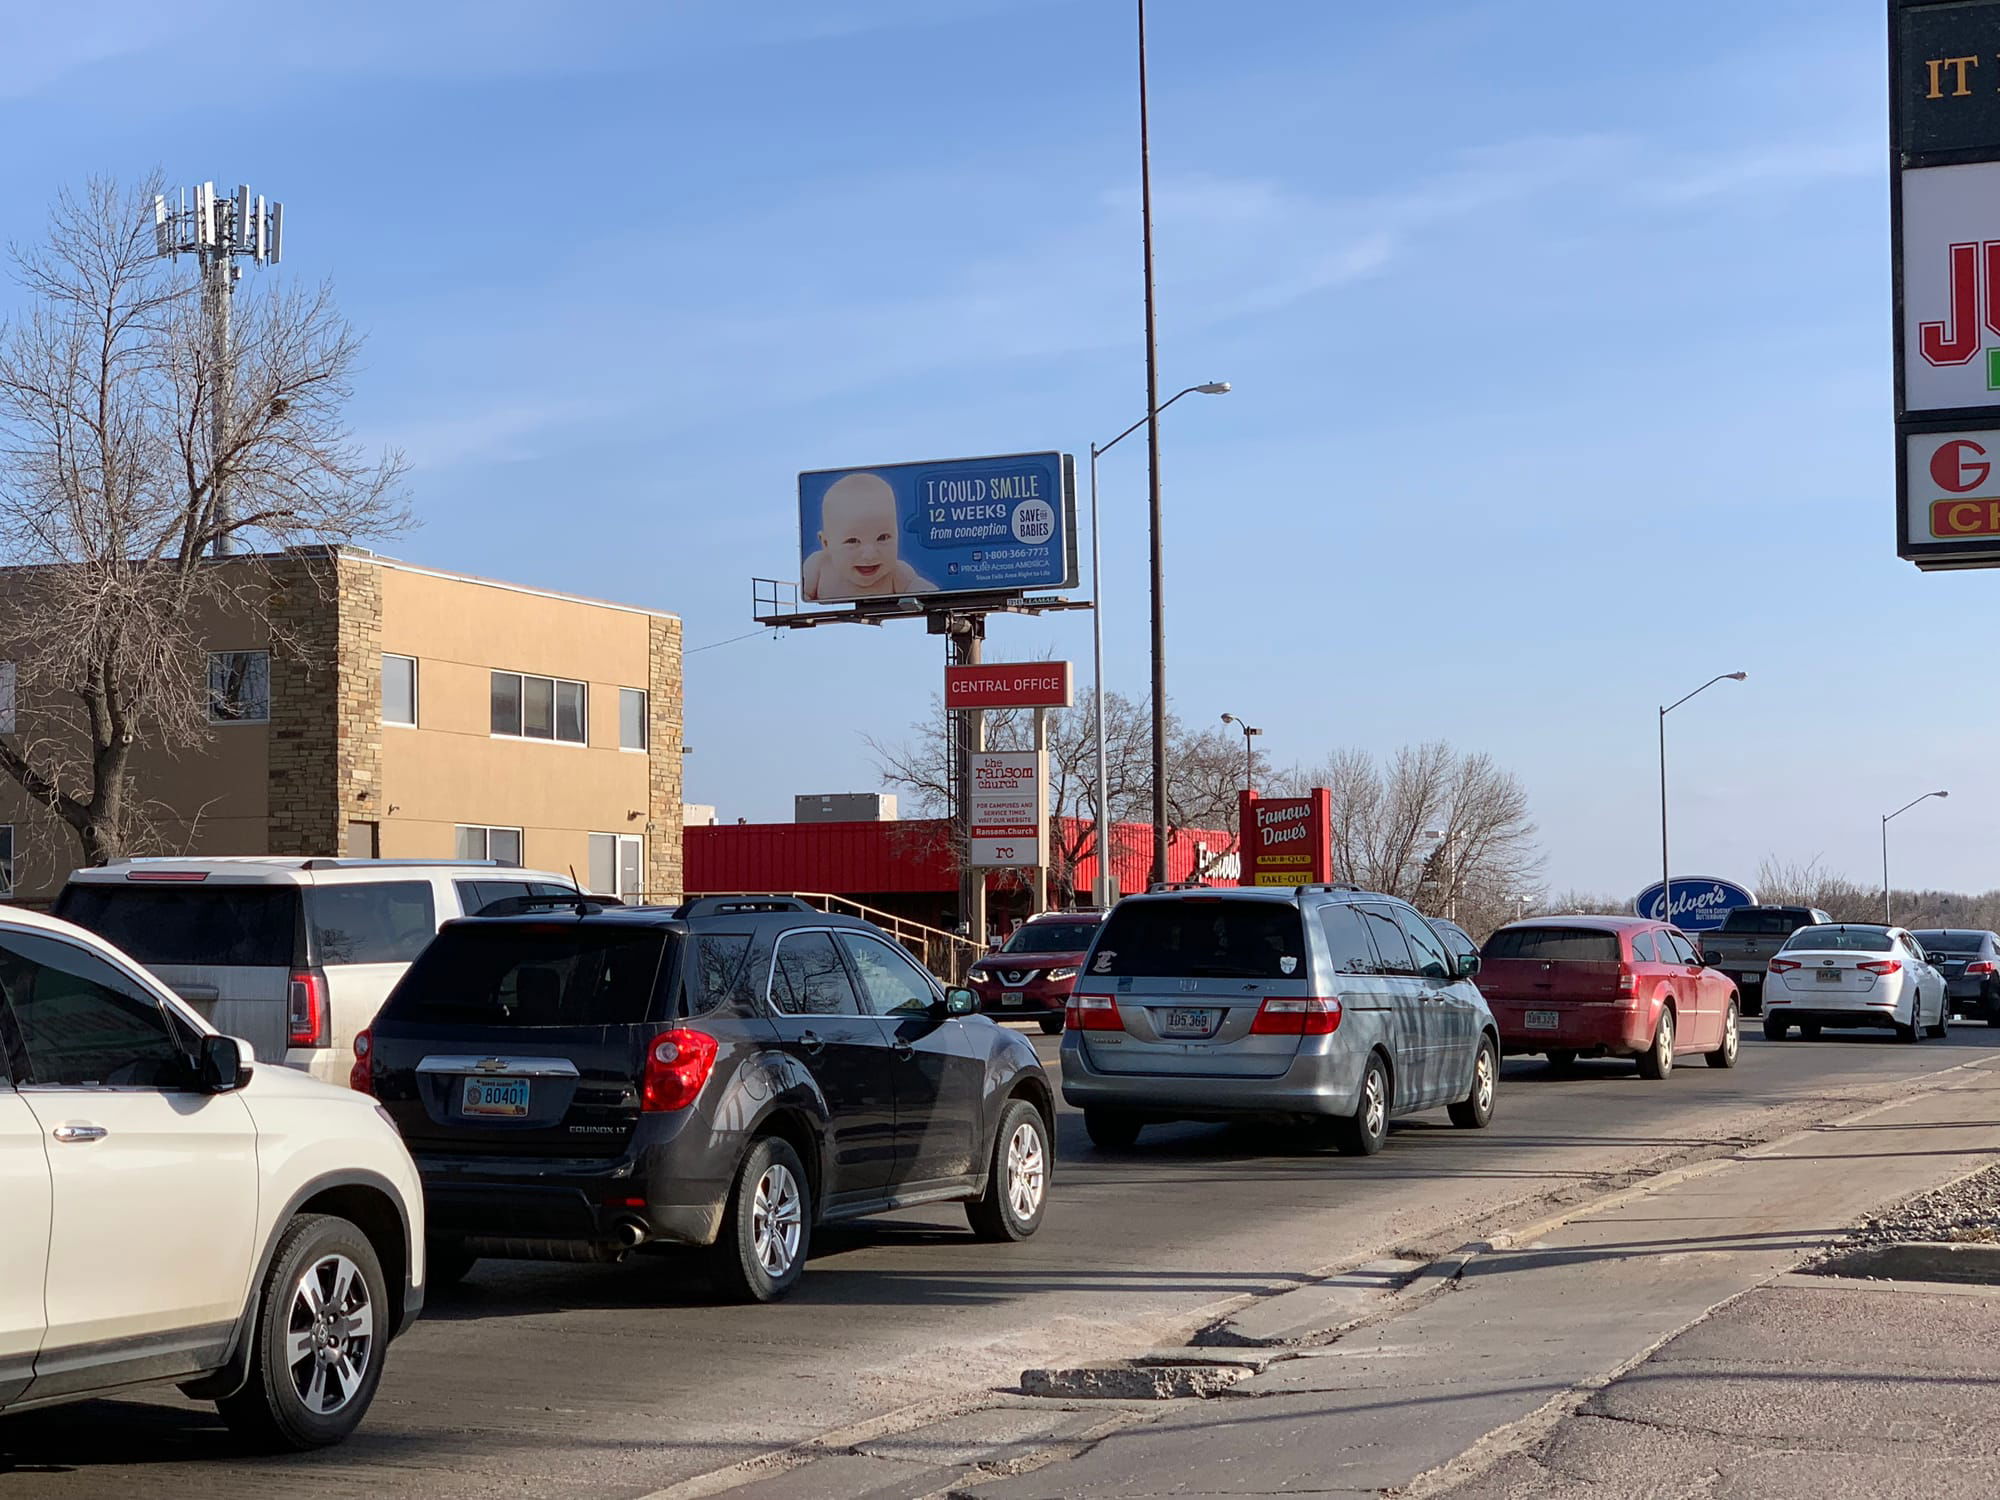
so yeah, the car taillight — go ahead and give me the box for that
[642,1029,719,1112]
[349,1028,374,1095]
[1617,967,1636,997]
[1858,960,1903,976]
[288,971,327,1048]
[1065,994,1124,1032]
[1768,959,1801,973]
[1249,997,1342,1036]
[1969,961,1996,976]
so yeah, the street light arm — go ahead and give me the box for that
[1884,790,1948,824]
[1096,384,1210,459]
[1661,672,1747,718]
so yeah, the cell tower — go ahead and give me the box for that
[153,183,285,557]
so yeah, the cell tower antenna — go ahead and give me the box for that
[152,179,285,557]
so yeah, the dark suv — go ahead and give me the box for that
[353,896,1054,1301]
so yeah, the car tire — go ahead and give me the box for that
[1545,1050,1578,1072]
[216,1213,389,1451]
[967,1098,1050,1242]
[424,1237,478,1290]
[1988,1015,2000,1029]
[1799,1022,1822,1040]
[1705,1002,1740,1069]
[1038,1016,1064,1036]
[1084,1108,1143,1150]
[1896,1018,1919,1044]
[1447,1037,1497,1129]
[707,1136,811,1304]
[1763,1016,1789,1041]
[1636,1007,1675,1080]
[1331,1055,1390,1157]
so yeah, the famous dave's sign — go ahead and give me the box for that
[1238,790,1333,888]
[1632,877,1756,933]
[1892,0,2000,569]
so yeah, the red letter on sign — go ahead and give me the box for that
[1922,242,1984,366]
[1931,439,1992,493]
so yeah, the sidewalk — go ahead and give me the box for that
[953,1057,2000,1500]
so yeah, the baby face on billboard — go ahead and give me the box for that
[803,472,938,600]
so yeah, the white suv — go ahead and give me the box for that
[56,858,579,1086]
[0,906,424,1448]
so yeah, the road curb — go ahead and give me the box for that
[1809,1238,2000,1284]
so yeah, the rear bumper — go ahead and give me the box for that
[1764,994,1909,1028]
[413,1120,733,1251]
[1058,1037,1365,1118]
[1490,1000,1651,1055]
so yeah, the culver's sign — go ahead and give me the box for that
[1632,877,1756,932]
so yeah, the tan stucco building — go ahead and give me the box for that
[0,548,684,904]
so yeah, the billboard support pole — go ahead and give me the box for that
[1032,708,1050,916]
[948,615,987,948]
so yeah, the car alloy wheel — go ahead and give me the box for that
[1006,1119,1047,1222]
[1707,1002,1740,1069]
[1638,1007,1675,1079]
[751,1162,803,1277]
[1362,1067,1386,1138]
[287,1252,374,1418]
[1449,1038,1497,1128]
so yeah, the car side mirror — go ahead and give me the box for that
[198,1034,252,1093]
[942,987,978,1018]
[1457,952,1482,980]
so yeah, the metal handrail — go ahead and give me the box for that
[671,890,989,983]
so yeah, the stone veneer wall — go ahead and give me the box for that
[646,615,685,902]
[266,555,382,856]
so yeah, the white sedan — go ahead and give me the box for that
[1762,924,1949,1043]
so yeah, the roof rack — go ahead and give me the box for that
[1145,880,1222,894]
[472,892,623,919]
[675,895,819,919]
[112,856,513,871]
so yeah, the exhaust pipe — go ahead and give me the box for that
[614,1218,649,1249]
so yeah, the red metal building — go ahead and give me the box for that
[684,817,1238,933]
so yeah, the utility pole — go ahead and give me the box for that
[1137,0,1171,888]
[153,182,284,556]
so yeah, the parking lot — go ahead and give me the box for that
[2,1025,1988,1500]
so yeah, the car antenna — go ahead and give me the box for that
[568,864,585,912]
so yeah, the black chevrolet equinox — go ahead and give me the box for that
[354,895,1053,1300]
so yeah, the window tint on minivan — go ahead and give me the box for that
[1481,927,1621,963]
[55,885,299,968]
[1090,899,1306,979]
[383,924,672,1026]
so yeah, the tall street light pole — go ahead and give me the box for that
[1136,0,1174,888]
[1219,713,1261,792]
[1658,671,1747,927]
[1088,382,1229,905]
[1882,790,1948,925]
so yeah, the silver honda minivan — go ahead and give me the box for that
[1059,885,1498,1155]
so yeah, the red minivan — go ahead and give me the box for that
[1478,917,1740,1077]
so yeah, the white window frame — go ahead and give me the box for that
[489,669,588,746]
[0,824,13,899]
[455,824,524,867]
[207,650,271,725]
[588,831,644,901]
[0,661,15,735]
[618,687,648,753]
[382,653,418,728]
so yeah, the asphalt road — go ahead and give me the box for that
[3,1025,1994,1499]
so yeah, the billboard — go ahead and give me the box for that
[1239,790,1333,888]
[799,452,1077,604]
[968,750,1046,869]
[946,661,1074,711]
[1632,876,1756,933]
[1892,0,2000,569]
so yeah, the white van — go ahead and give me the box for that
[55,858,580,1086]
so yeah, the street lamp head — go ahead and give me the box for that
[1725,672,1747,681]
[1195,381,1231,394]
[1220,712,1236,725]
[1935,790,1950,799]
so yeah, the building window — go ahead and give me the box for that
[619,688,648,752]
[382,654,417,727]
[455,825,523,866]
[0,661,15,735]
[588,832,643,901]
[490,670,586,744]
[0,825,12,898]
[208,651,270,724]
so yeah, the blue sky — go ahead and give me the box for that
[2,1,1970,898]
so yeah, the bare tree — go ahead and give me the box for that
[1275,741,1541,930]
[866,684,1263,903]
[0,175,407,869]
